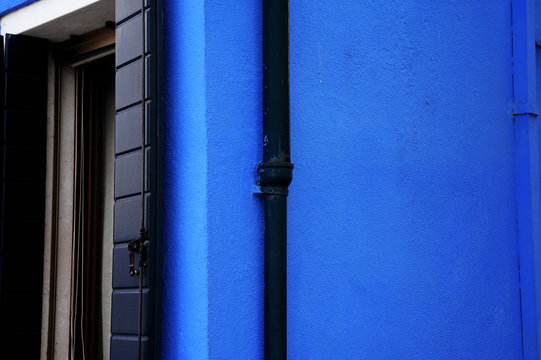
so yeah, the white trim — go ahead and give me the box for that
[0,0,114,42]
[1,0,99,35]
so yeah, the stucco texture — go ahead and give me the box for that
[163,0,523,359]
[288,1,522,359]
[162,1,263,359]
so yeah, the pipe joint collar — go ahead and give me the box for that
[257,161,293,194]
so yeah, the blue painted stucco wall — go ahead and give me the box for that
[162,1,263,358]
[162,0,523,359]
[288,1,522,358]
[0,0,39,17]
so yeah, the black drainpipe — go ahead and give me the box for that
[258,0,292,359]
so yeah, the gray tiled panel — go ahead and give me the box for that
[116,12,143,66]
[116,59,143,109]
[114,194,149,243]
[114,149,148,198]
[114,195,141,243]
[115,101,152,154]
[110,335,148,359]
[116,0,142,24]
[113,243,150,288]
[111,289,149,334]
[116,105,142,154]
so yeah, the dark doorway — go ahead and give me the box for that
[0,34,48,359]
[71,54,115,360]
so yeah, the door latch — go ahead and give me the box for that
[128,228,149,277]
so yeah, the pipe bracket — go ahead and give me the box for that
[513,102,539,116]
[256,161,293,196]
[254,185,289,196]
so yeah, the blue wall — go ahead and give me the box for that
[288,1,522,358]
[162,1,263,358]
[163,0,524,358]
[162,1,209,358]
[0,0,39,17]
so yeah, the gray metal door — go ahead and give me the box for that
[111,0,162,359]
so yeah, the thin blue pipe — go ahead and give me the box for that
[512,0,540,358]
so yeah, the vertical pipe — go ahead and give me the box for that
[260,1,292,359]
[512,0,541,358]
[263,0,290,165]
[263,195,288,359]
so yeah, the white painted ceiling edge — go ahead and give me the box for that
[0,0,114,42]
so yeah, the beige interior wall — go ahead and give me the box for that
[100,60,115,360]
[41,51,56,360]
[41,58,114,360]
[50,64,76,360]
